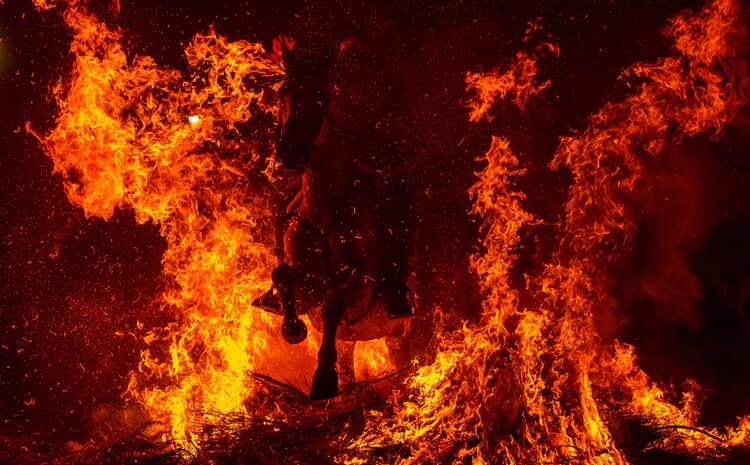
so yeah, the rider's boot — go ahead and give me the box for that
[381,225,415,319]
[252,263,295,315]
[252,287,282,314]
[386,284,414,319]
[369,148,415,320]
[384,265,414,319]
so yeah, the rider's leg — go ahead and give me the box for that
[359,138,415,319]
[252,206,310,314]
[284,216,328,311]
[376,177,415,318]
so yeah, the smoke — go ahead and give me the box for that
[632,142,727,330]
[616,129,750,414]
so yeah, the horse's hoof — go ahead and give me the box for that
[310,366,338,401]
[281,317,308,344]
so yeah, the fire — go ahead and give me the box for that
[354,338,395,382]
[351,0,750,463]
[31,0,55,10]
[34,1,326,452]
[547,0,749,456]
[350,135,536,464]
[466,50,553,122]
[28,0,750,462]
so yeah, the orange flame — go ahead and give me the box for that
[546,1,749,455]
[31,0,56,11]
[466,45,556,122]
[350,0,750,463]
[354,338,396,382]
[33,0,750,462]
[37,3,325,452]
[355,135,536,464]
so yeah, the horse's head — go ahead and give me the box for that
[274,36,331,172]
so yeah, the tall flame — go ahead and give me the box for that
[350,0,750,463]
[385,135,536,463]
[36,3,323,452]
[548,0,749,457]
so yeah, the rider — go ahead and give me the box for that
[332,34,415,319]
[271,33,415,319]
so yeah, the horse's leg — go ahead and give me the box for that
[309,253,378,400]
[308,203,378,400]
[258,214,326,342]
[310,293,345,400]
[252,262,308,343]
[252,191,304,315]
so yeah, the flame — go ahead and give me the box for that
[36,2,325,452]
[350,0,750,463]
[31,0,750,462]
[354,338,395,382]
[31,0,56,11]
[354,135,536,464]
[466,51,550,122]
[548,0,749,455]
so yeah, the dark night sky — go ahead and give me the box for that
[3,0,750,450]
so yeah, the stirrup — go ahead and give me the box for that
[281,316,308,344]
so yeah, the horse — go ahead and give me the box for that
[254,36,416,401]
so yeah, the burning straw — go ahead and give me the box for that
[347,0,750,463]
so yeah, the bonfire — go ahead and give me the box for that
[2,0,750,464]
